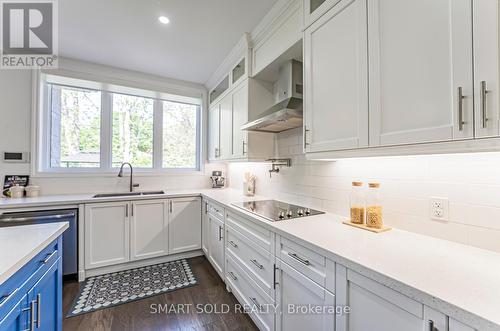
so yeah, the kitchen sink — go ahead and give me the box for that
[92,191,165,198]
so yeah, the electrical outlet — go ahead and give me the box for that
[430,197,449,221]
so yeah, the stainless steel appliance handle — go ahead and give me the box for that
[288,252,310,266]
[0,287,19,307]
[0,212,76,223]
[481,81,489,128]
[458,87,465,131]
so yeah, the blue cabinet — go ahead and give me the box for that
[0,236,63,331]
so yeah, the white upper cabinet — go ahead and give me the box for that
[252,0,302,76]
[473,0,499,138]
[303,0,341,28]
[304,0,368,152]
[208,104,220,161]
[368,0,474,146]
[219,93,233,160]
[231,80,249,159]
[168,197,202,254]
[130,200,168,261]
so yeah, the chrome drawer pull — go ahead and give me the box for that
[251,259,264,269]
[228,240,238,248]
[288,252,310,266]
[428,320,436,331]
[228,272,237,281]
[21,300,34,331]
[36,293,41,328]
[458,87,465,131]
[0,288,19,307]
[42,250,57,264]
[249,297,262,311]
[481,81,489,128]
[30,300,36,331]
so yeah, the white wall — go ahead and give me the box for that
[0,63,226,195]
[227,128,500,253]
[0,71,32,180]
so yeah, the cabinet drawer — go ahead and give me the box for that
[226,211,273,253]
[226,225,273,296]
[207,201,225,221]
[0,239,60,317]
[277,236,335,291]
[226,255,274,331]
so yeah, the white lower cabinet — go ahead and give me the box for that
[336,264,424,331]
[208,213,225,278]
[226,254,275,331]
[202,200,209,255]
[275,258,335,331]
[85,202,130,269]
[85,197,202,271]
[130,200,168,261]
[168,197,202,254]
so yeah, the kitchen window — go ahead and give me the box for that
[39,74,202,173]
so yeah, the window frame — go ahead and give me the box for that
[36,73,203,175]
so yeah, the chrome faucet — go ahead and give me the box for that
[118,162,139,192]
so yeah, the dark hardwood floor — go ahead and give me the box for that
[63,256,258,331]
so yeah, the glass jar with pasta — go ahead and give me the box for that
[350,181,365,224]
[366,183,383,228]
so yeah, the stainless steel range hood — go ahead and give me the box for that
[241,97,303,133]
[242,60,303,133]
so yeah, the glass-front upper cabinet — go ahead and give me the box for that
[209,75,229,104]
[304,0,341,28]
[232,58,246,85]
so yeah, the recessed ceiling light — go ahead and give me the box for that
[158,16,170,24]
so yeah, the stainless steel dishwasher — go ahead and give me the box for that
[0,209,78,278]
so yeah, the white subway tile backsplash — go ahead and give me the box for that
[227,128,500,253]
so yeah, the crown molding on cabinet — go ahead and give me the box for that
[205,33,251,91]
[250,0,302,46]
[205,0,302,91]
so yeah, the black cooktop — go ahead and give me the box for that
[232,200,324,222]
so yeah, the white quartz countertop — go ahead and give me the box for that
[202,189,500,330]
[1,189,499,329]
[0,222,69,285]
[0,189,204,209]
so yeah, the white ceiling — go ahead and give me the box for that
[59,0,278,84]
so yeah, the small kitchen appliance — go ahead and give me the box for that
[210,171,225,189]
[232,200,324,221]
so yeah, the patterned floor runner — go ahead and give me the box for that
[67,259,197,317]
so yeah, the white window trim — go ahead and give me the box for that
[32,70,206,177]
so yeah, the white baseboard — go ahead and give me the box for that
[83,250,204,280]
